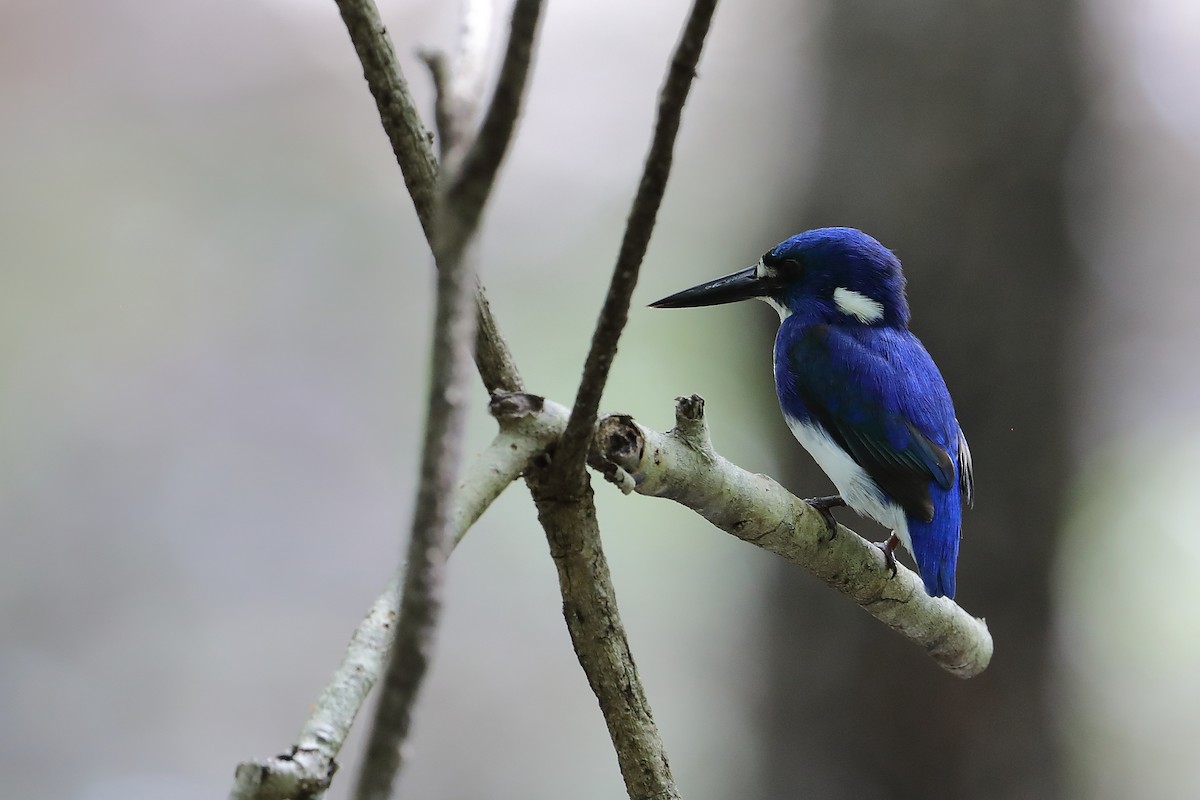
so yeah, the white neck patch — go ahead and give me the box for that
[757,295,791,320]
[833,287,884,323]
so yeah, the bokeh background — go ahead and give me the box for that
[2,0,1198,798]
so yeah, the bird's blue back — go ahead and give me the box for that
[774,320,965,596]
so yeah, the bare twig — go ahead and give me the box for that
[439,0,542,267]
[420,0,493,164]
[595,396,994,679]
[472,284,523,394]
[350,3,544,799]
[333,0,523,394]
[228,398,570,800]
[418,50,454,158]
[333,0,439,234]
[550,0,719,490]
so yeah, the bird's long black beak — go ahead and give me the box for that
[649,266,768,309]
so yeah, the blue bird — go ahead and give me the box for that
[651,227,973,598]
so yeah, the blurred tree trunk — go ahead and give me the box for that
[755,1,1080,798]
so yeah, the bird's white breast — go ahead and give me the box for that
[783,414,913,554]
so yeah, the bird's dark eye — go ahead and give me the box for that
[763,252,800,267]
[776,256,803,279]
[761,251,803,283]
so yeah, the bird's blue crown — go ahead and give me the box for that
[763,227,910,328]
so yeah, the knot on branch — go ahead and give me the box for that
[671,394,712,451]
[597,414,643,463]
[594,414,644,494]
[231,748,336,800]
[674,393,704,419]
[489,390,544,419]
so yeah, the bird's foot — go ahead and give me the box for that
[804,495,846,540]
[875,533,901,578]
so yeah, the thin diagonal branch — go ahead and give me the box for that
[348,2,544,799]
[334,0,439,234]
[334,0,523,394]
[518,4,719,798]
[550,0,719,491]
[228,397,571,800]
[595,395,993,679]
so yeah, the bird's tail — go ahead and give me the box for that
[914,534,958,598]
[909,496,961,598]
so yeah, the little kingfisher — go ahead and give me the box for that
[650,227,973,598]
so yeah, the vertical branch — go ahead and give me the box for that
[346,3,545,800]
[523,473,681,800]
[522,2,719,798]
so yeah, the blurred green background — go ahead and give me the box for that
[2,0,1198,798]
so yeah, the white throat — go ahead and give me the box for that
[757,295,791,320]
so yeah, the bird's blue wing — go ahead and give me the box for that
[778,323,960,523]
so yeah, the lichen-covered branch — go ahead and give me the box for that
[228,397,569,800]
[595,395,993,679]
